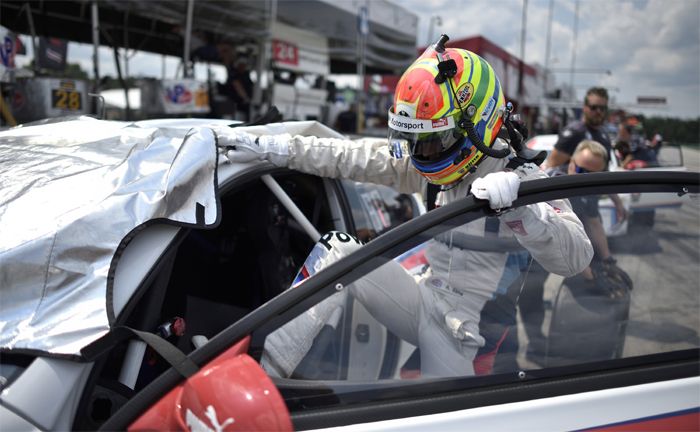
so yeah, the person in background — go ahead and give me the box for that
[334,103,358,134]
[545,87,627,221]
[520,140,631,364]
[218,44,253,121]
[625,118,658,165]
[217,37,593,377]
[545,87,612,168]
[648,131,664,158]
[615,140,649,170]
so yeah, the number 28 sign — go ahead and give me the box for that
[272,40,298,66]
[51,80,82,111]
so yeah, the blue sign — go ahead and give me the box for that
[358,6,369,36]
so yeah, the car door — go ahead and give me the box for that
[102,170,699,431]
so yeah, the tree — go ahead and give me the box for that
[641,117,700,146]
[24,60,89,80]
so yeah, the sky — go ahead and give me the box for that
[14,0,700,119]
[403,0,700,119]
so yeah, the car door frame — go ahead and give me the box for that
[101,170,700,431]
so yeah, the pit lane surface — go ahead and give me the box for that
[521,146,700,367]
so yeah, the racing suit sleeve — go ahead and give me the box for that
[500,163,594,277]
[285,135,426,195]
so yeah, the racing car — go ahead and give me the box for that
[1,118,698,431]
[526,134,687,235]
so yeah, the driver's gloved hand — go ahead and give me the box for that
[471,171,520,210]
[600,257,634,291]
[591,257,633,299]
[214,127,291,166]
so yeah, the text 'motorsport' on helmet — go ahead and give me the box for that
[388,45,506,186]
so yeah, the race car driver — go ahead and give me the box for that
[216,36,593,377]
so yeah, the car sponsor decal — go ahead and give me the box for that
[185,406,234,432]
[589,407,700,431]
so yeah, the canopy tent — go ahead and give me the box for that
[0,0,418,75]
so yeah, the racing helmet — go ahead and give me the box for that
[388,37,507,185]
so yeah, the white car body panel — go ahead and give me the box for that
[0,358,93,430]
[317,377,700,432]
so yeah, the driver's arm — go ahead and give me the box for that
[501,165,593,277]
[608,193,628,221]
[286,135,425,195]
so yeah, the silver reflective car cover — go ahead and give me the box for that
[0,117,219,356]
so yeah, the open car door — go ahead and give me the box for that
[102,170,699,432]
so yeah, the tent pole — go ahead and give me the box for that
[123,8,130,80]
[23,3,39,73]
[253,0,276,120]
[92,1,101,114]
[183,0,195,78]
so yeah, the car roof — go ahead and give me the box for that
[0,117,344,357]
[525,134,558,151]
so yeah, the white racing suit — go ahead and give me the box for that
[261,135,593,378]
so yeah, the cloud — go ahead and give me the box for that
[575,1,699,79]
[404,0,698,118]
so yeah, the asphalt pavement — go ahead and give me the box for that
[517,145,700,369]
[682,146,700,171]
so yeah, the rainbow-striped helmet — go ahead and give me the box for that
[388,47,506,185]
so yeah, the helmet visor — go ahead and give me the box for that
[387,109,461,162]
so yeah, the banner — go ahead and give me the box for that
[0,25,17,82]
[161,79,209,114]
[37,37,68,71]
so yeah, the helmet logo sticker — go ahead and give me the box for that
[432,118,449,128]
[481,97,496,121]
[456,83,474,106]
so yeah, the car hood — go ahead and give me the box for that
[0,117,221,357]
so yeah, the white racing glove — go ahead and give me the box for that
[470,171,520,210]
[214,127,291,166]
